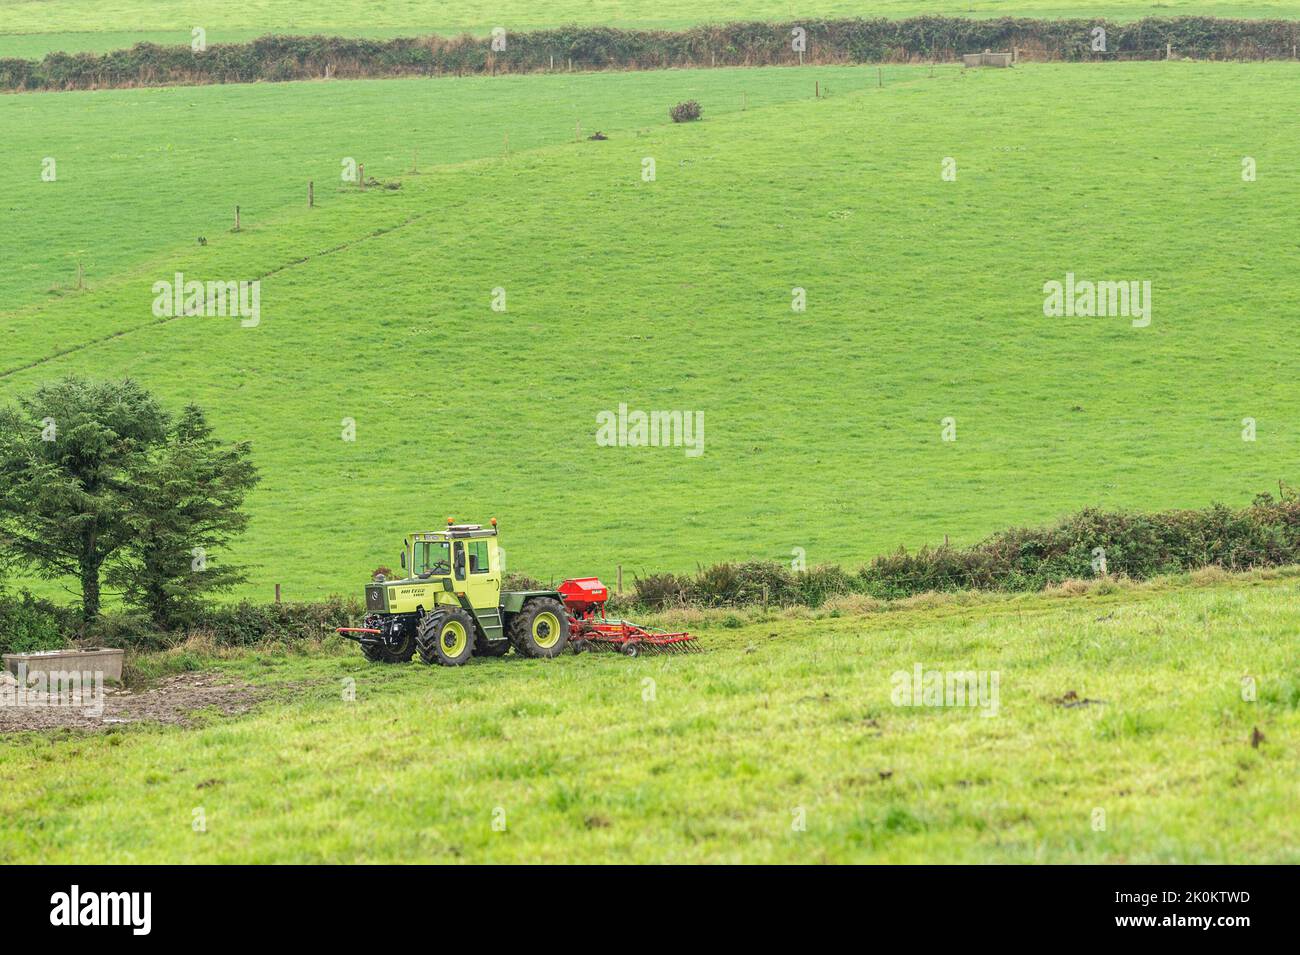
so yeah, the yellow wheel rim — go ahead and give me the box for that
[441,620,468,657]
[532,611,561,649]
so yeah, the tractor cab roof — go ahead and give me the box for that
[411,524,498,541]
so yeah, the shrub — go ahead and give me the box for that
[0,591,67,655]
[84,611,165,651]
[796,563,858,607]
[688,561,799,606]
[632,572,690,609]
[670,100,702,122]
[195,597,359,646]
[502,572,543,591]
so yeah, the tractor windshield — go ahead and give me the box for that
[413,539,451,578]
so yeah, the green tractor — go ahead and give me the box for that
[338,521,571,666]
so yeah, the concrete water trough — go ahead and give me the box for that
[4,647,124,683]
[963,50,1014,68]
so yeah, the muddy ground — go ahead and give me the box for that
[0,670,266,733]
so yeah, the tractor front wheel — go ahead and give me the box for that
[508,598,570,659]
[417,610,477,666]
[363,618,415,663]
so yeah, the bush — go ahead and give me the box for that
[502,572,543,591]
[688,561,800,607]
[195,597,359,646]
[797,564,858,607]
[84,611,164,651]
[670,100,702,122]
[0,591,67,655]
[632,572,690,609]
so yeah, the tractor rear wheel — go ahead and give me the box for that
[508,598,570,659]
[417,609,476,666]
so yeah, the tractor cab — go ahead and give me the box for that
[390,522,502,612]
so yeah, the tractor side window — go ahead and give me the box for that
[468,541,490,574]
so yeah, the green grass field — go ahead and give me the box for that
[4,0,1298,869]
[4,61,1298,601]
[2,570,1295,863]
[3,0,1300,58]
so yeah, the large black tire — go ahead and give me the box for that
[507,598,570,659]
[417,609,476,666]
[362,619,415,663]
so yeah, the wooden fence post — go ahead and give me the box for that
[308,181,314,207]
[275,583,281,603]
[358,163,364,189]
[617,564,623,595]
[1166,42,1172,59]
[234,205,240,231]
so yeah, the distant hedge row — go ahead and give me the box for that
[4,17,1299,92]
[631,487,1300,607]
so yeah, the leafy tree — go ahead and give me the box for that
[106,406,259,630]
[0,377,168,620]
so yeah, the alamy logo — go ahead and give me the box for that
[152,272,260,327]
[3,663,105,716]
[50,885,151,935]
[596,403,704,457]
[890,663,1000,717]
[1043,272,1151,327]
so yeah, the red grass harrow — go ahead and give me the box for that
[559,577,699,656]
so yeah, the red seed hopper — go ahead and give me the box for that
[558,577,699,656]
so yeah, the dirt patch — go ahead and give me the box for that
[0,671,266,734]
[1049,689,1106,709]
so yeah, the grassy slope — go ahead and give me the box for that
[1,570,1295,863]
[0,61,1294,597]
[2,0,1300,58]
[3,61,1299,600]
[0,65,889,313]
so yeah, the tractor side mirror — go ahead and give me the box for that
[400,552,406,569]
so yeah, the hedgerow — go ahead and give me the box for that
[636,486,1300,607]
[3,18,1298,92]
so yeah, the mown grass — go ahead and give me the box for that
[5,0,1300,58]
[3,61,1298,601]
[1,571,1295,863]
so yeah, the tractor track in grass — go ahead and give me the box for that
[0,209,435,382]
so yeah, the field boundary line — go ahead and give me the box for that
[0,210,437,381]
